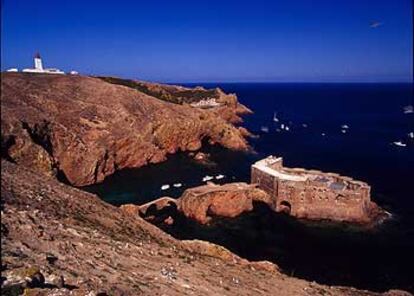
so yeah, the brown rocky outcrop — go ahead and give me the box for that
[120,196,178,219]
[178,182,272,224]
[3,159,410,295]
[1,73,250,186]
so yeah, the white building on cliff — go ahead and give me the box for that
[22,53,65,74]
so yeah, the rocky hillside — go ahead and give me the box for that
[3,160,410,296]
[1,73,251,186]
[2,72,411,296]
[98,76,227,104]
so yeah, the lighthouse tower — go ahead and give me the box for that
[34,52,43,70]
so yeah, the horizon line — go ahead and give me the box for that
[169,81,413,84]
[2,71,412,85]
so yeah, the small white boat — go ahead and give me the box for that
[403,105,413,114]
[273,112,279,122]
[173,183,182,188]
[341,129,347,134]
[408,132,414,139]
[261,126,269,133]
[202,175,214,182]
[285,126,290,131]
[161,184,170,190]
[393,141,407,147]
[341,124,349,129]
[281,124,285,130]
[321,133,326,136]
[215,174,225,180]
[302,123,308,128]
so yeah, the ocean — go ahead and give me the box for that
[84,83,414,292]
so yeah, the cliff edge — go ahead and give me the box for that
[2,160,409,296]
[1,73,250,186]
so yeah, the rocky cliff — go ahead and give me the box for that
[2,160,410,296]
[1,73,250,186]
[2,72,411,295]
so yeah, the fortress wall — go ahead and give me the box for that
[267,158,283,170]
[251,166,278,208]
[275,179,306,215]
[284,167,308,175]
[251,156,373,222]
[296,186,368,221]
[272,175,369,221]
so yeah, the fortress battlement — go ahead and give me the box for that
[251,156,375,223]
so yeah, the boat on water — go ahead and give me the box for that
[273,112,279,122]
[341,124,349,129]
[173,183,182,188]
[279,123,289,131]
[403,105,413,114]
[215,174,225,180]
[302,123,308,128]
[161,184,170,190]
[408,132,414,139]
[393,141,407,147]
[202,175,214,182]
[261,126,269,133]
[341,129,347,134]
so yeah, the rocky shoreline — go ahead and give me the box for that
[2,160,410,296]
[1,73,251,186]
[1,73,410,295]
[119,181,388,229]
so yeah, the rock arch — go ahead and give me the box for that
[279,200,292,214]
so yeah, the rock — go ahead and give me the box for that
[1,160,408,295]
[178,182,272,224]
[181,239,237,261]
[3,266,45,290]
[247,261,279,273]
[119,204,141,217]
[194,152,209,161]
[136,197,178,217]
[46,254,58,265]
[164,216,174,225]
[46,274,65,288]
[1,73,250,186]
[238,127,256,138]
[383,290,413,296]
[192,152,216,166]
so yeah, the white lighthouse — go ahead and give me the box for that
[22,52,64,74]
[34,52,43,70]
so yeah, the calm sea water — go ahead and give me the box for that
[84,83,414,292]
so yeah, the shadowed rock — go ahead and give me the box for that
[3,159,404,295]
[1,73,251,186]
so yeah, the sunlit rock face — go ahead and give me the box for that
[178,182,272,224]
[1,73,250,186]
[3,160,400,295]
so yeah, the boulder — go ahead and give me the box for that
[178,182,271,224]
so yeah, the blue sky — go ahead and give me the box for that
[1,0,412,82]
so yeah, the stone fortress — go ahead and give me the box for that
[251,156,380,223]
